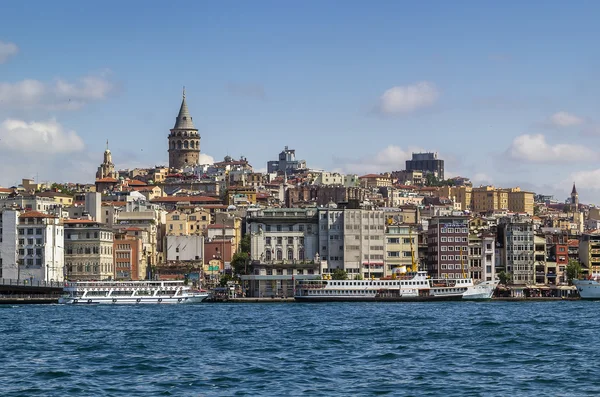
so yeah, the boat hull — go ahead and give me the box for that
[573,280,600,299]
[58,294,209,305]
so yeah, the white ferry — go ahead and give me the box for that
[573,276,600,299]
[58,280,209,304]
[294,271,498,302]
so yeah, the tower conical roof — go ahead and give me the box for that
[572,182,578,195]
[173,88,196,130]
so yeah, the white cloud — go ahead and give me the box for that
[549,111,583,127]
[0,118,85,154]
[565,169,600,192]
[199,153,215,165]
[471,172,493,185]
[0,40,18,64]
[507,133,596,163]
[333,145,423,174]
[377,82,439,115]
[0,73,114,110]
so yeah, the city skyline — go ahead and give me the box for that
[0,1,599,202]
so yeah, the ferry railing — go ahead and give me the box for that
[0,294,61,299]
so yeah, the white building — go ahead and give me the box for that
[165,235,203,262]
[310,171,359,187]
[247,208,319,264]
[0,209,20,279]
[17,211,64,282]
[64,220,114,281]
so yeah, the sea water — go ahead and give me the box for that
[0,302,598,396]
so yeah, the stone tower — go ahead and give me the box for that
[571,182,579,210]
[96,140,116,179]
[168,88,200,170]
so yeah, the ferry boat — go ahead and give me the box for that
[294,271,498,302]
[573,276,600,299]
[58,280,209,304]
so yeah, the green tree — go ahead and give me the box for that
[497,270,510,286]
[240,234,251,254]
[231,251,249,276]
[219,273,235,287]
[354,274,364,280]
[331,268,348,280]
[566,260,582,285]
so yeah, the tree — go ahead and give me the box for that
[231,251,249,276]
[354,274,364,280]
[240,234,251,254]
[566,260,582,285]
[219,273,235,287]
[331,268,348,280]
[497,270,510,286]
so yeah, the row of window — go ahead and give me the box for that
[263,268,315,275]
[66,263,113,273]
[440,246,468,252]
[440,264,467,270]
[265,249,305,261]
[387,238,414,244]
[264,224,309,232]
[441,237,468,243]
[440,228,468,234]
[439,255,468,261]
[387,251,412,257]
[266,237,305,245]
[66,246,112,255]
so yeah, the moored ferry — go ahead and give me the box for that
[58,280,209,304]
[573,276,600,299]
[294,271,498,302]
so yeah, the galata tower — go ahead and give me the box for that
[168,88,200,170]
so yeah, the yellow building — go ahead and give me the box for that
[36,191,74,206]
[471,186,508,213]
[384,225,418,276]
[165,208,212,236]
[507,189,534,215]
[437,186,472,211]
[226,186,257,206]
[359,173,392,188]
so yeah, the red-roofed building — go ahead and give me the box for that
[359,173,392,188]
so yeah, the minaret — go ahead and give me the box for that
[571,182,579,210]
[168,87,201,170]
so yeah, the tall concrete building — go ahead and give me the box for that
[267,146,306,175]
[405,152,444,180]
[168,88,200,170]
[427,215,469,278]
[497,216,534,285]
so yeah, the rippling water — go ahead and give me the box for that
[0,302,599,396]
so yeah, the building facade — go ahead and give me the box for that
[266,146,306,175]
[64,220,114,281]
[427,216,469,278]
[17,211,64,282]
[498,216,535,285]
[405,152,444,180]
[385,225,418,275]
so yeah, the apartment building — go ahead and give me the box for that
[385,225,418,275]
[17,211,64,282]
[64,220,114,281]
[427,216,470,278]
[497,216,534,285]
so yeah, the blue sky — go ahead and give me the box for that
[1,1,599,202]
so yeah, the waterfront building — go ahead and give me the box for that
[266,146,306,175]
[385,224,418,276]
[579,233,600,275]
[341,209,387,279]
[165,235,203,262]
[497,216,535,285]
[405,152,444,180]
[245,208,319,297]
[0,209,20,279]
[64,220,114,281]
[426,215,469,278]
[468,232,496,282]
[533,235,549,284]
[168,89,200,170]
[17,211,64,282]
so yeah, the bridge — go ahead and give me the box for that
[0,279,64,303]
